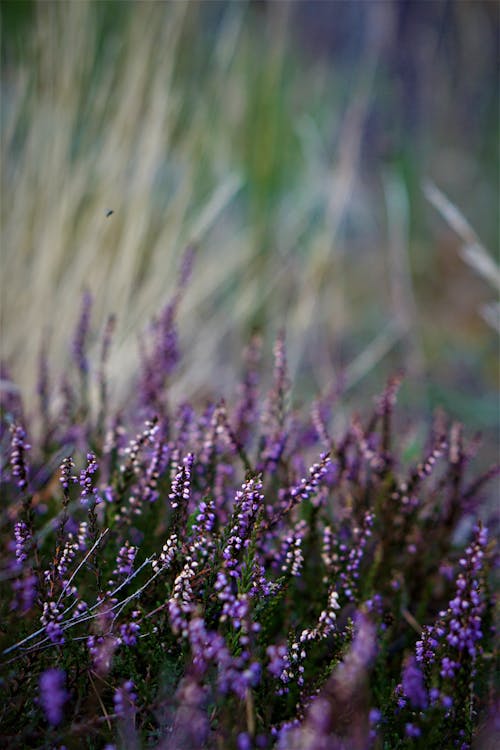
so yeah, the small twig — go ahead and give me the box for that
[88,670,113,731]
[56,529,110,606]
[401,607,422,634]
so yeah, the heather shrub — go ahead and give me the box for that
[0,255,497,750]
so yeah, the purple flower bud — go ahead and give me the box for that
[39,669,67,726]
[237,733,252,750]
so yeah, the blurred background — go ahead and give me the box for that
[1,0,498,464]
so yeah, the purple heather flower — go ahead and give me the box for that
[72,290,92,375]
[169,452,194,509]
[13,521,30,565]
[39,668,67,726]
[119,621,141,646]
[10,571,37,612]
[440,656,458,679]
[10,424,30,490]
[142,436,168,504]
[441,694,453,709]
[114,680,137,719]
[168,558,198,635]
[405,723,421,738]
[113,542,137,578]
[402,656,428,709]
[152,533,178,573]
[237,733,252,750]
[187,498,217,563]
[429,687,440,703]
[440,525,488,660]
[79,452,98,503]
[59,456,77,493]
[266,645,290,679]
[222,475,264,578]
[56,535,79,580]
[41,600,65,645]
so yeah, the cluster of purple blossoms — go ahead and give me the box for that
[119,611,141,646]
[444,525,488,658]
[186,616,260,700]
[114,680,137,719]
[222,475,264,578]
[188,497,217,564]
[288,452,331,504]
[41,600,65,645]
[10,423,30,490]
[300,589,341,643]
[338,510,375,601]
[39,669,68,726]
[113,542,137,579]
[77,520,88,550]
[13,520,30,565]
[400,655,428,709]
[271,452,331,525]
[416,524,489,671]
[59,456,77,494]
[278,519,307,577]
[321,510,375,602]
[152,532,178,574]
[169,452,194,508]
[215,571,263,646]
[141,435,168,504]
[55,534,79,581]
[79,452,98,503]
[168,559,198,635]
[11,570,37,612]
[266,643,290,679]
[266,642,304,694]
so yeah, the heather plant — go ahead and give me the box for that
[0,254,497,750]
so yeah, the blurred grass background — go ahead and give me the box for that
[1,0,498,464]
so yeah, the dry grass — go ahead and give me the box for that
[1,1,497,444]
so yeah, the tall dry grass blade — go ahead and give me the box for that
[423,180,500,292]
